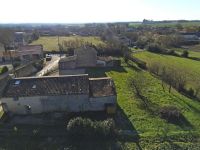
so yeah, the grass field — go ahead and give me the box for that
[134,51,200,93]
[86,62,200,149]
[30,36,106,51]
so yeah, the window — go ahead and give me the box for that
[14,80,21,85]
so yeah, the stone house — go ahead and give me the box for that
[59,46,97,75]
[17,45,44,61]
[0,74,117,115]
[0,45,43,63]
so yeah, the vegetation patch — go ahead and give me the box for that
[67,117,116,140]
[0,66,8,75]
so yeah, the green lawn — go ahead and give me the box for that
[30,36,106,51]
[87,63,200,149]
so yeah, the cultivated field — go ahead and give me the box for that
[30,36,106,51]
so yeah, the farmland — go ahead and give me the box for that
[30,36,106,51]
[129,21,200,28]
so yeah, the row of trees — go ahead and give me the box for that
[148,62,200,98]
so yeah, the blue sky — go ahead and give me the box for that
[0,0,199,23]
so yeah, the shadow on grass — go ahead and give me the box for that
[172,94,200,115]
[115,105,142,150]
[125,61,143,72]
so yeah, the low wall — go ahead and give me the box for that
[15,62,38,77]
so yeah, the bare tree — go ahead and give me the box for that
[149,61,160,76]
[194,79,200,98]
[0,29,14,50]
[128,73,149,107]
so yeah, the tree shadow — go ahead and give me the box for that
[126,61,142,72]
[172,94,200,115]
[115,105,142,150]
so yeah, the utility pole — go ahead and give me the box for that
[58,35,61,58]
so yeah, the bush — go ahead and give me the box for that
[147,43,163,53]
[67,117,116,140]
[160,106,181,123]
[181,50,189,58]
[0,66,8,75]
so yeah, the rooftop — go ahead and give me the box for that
[18,45,43,52]
[89,77,116,97]
[3,74,89,97]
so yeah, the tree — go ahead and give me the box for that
[0,29,14,50]
[128,73,149,107]
[181,50,189,58]
[32,30,40,41]
[149,61,160,76]
[194,78,200,98]
[161,67,176,93]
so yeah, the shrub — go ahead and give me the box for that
[0,66,8,75]
[147,43,163,53]
[160,106,181,123]
[181,50,189,58]
[67,117,116,140]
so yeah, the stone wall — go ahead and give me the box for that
[1,95,89,115]
[75,48,97,67]
[1,95,117,115]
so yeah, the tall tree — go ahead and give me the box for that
[0,29,14,50]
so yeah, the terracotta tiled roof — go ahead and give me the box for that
[3,75,89,97]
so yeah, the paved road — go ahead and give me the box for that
[36,55,60,77]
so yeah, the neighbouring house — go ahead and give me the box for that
[17,45,44,61]
[0,43,19,62]
[0,74,117,115]
[59,46,97,75]
[0,50,18,62]
[0,44,43,63]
